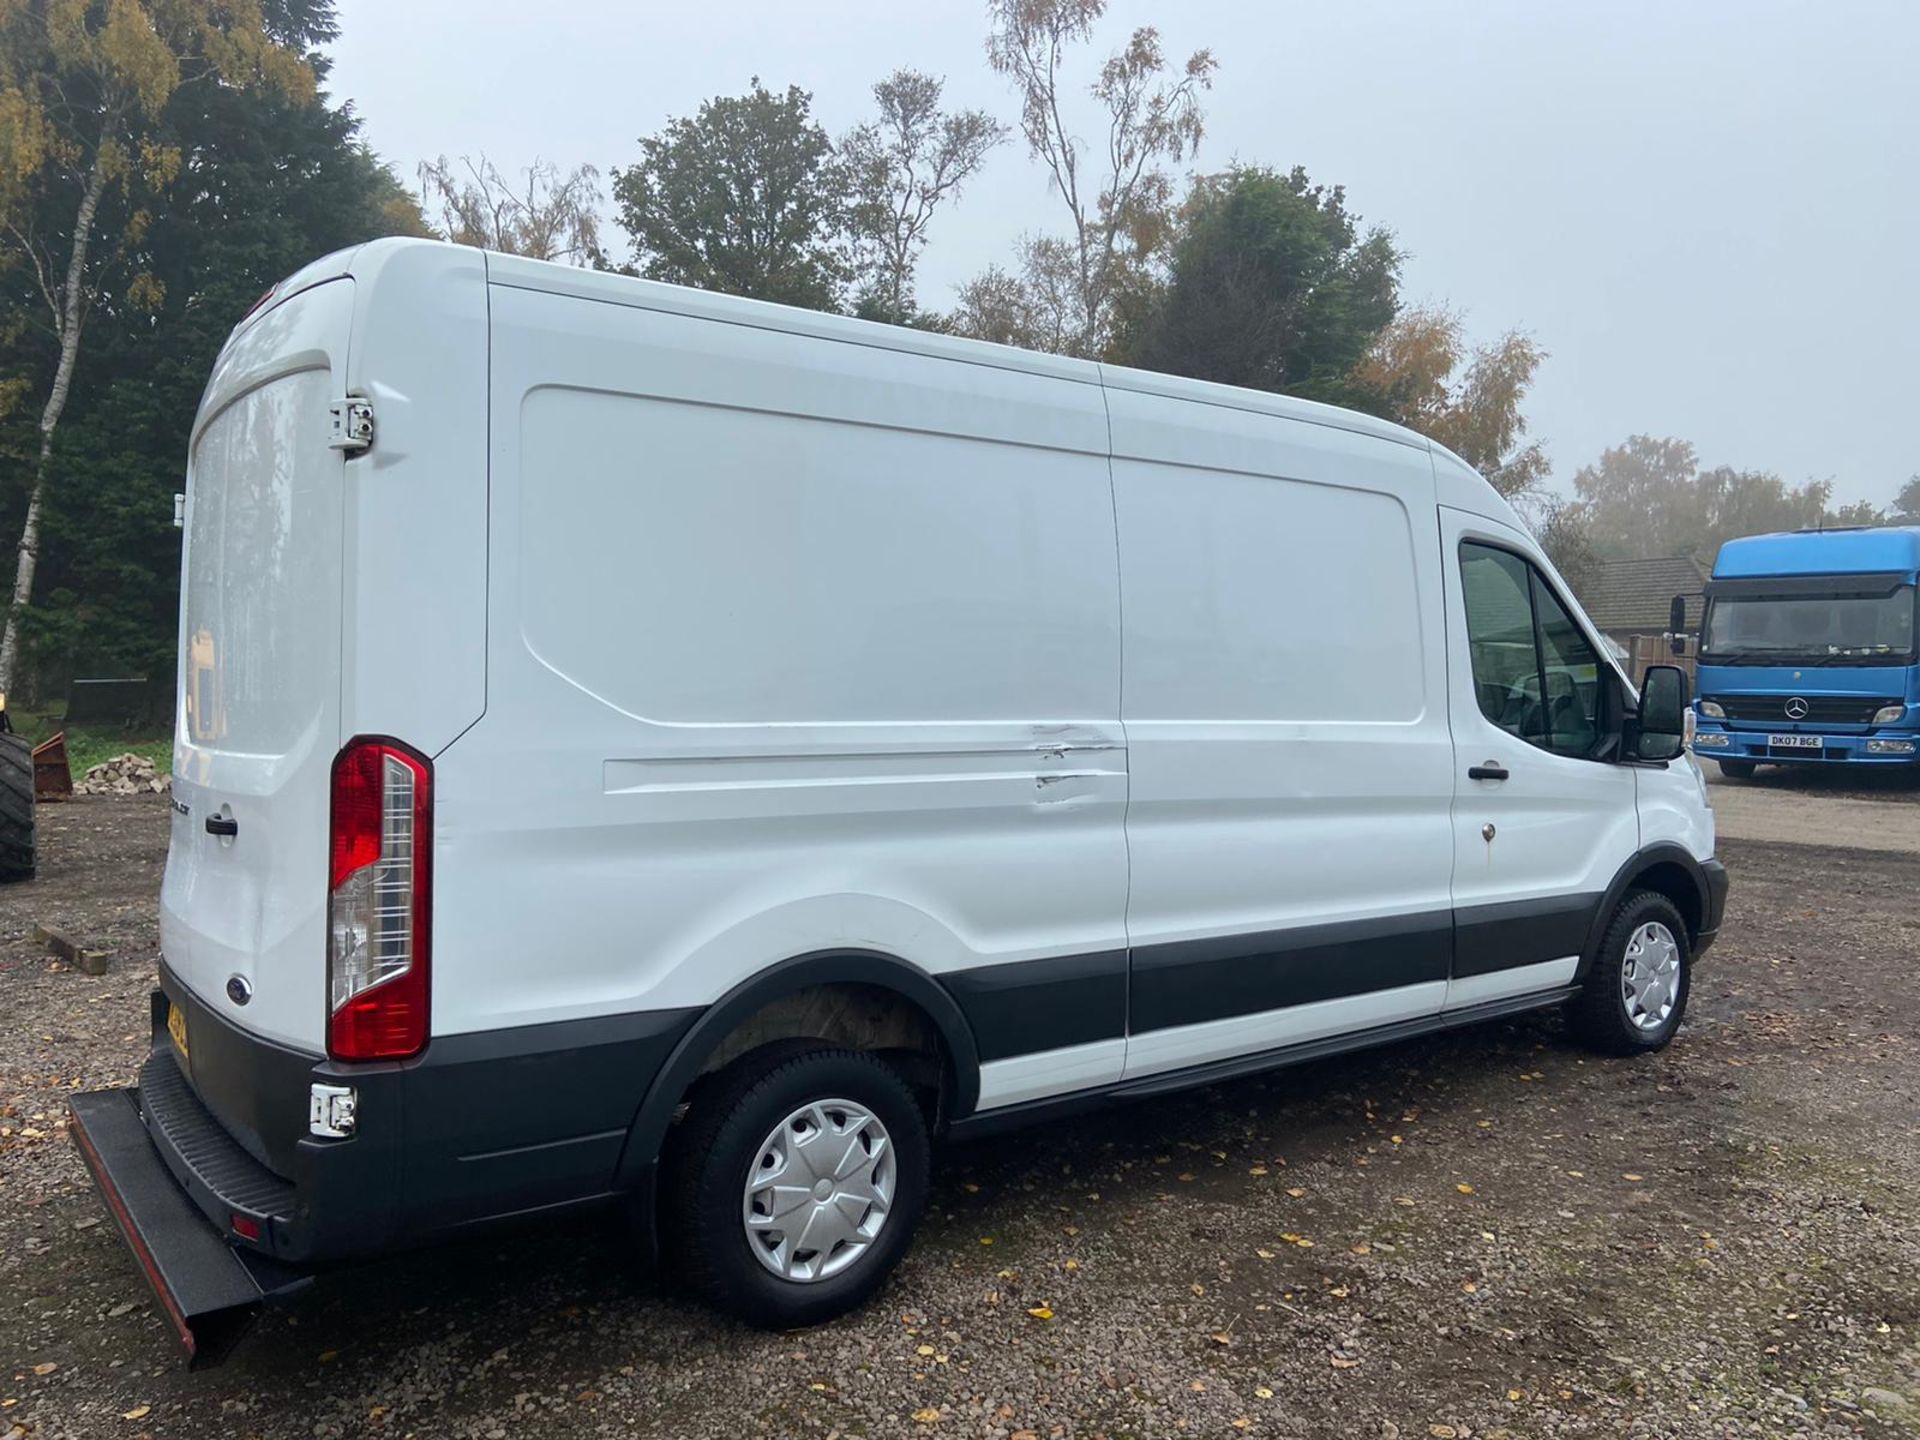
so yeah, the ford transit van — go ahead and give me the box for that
[70,240,1726,1362]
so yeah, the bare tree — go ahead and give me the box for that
[418,154,603,264]
[841,71,1005,318]
[971,0,1215,355]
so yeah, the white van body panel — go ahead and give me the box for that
[1102,383,1459,1079]
[337,242,489,756]
[430,275,1130,1053]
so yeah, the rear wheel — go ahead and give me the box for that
[1716,759,1758,780]
[0,731,34,883]
[1569,889,1691,1054]
[663,1044,930,1328]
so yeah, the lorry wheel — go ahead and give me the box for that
[1716,759,1757,780]
[1569,889,1691,1055]
[663,1043,930,1328]
[0,731,34,882]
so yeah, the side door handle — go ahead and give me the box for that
[205,815,238,837]
[1467,762,1509,781]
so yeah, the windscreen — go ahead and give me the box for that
[1703,586,1917,662]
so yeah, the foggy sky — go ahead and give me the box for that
[329,0,1918,508]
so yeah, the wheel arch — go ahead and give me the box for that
[1575,843,1712,983]
[613,949,981,1197]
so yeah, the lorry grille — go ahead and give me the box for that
[1711,695,1896,725]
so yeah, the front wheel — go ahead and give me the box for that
[1716,759,1758,780]
[662,1044,930,1328]
[1569,889,1692,1054]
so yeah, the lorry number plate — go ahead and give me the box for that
[1767,734,1822,749]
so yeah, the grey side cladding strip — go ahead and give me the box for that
[942,896,1605,1058]
[1128,910,1454,1035]
[940,950,1128,1062]
[1451,892,1601,978]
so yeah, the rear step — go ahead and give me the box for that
[69,1088,311,1367]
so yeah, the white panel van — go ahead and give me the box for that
[71,240,1726,1362]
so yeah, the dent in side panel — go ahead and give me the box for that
[338,242,490,754]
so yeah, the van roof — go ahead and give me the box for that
[338,239,1435,453]
[1714,526,1920,579]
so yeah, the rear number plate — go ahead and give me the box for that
[166,1002,190,1062]
[1768,734,1823,750]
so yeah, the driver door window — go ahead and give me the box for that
[1459,542,1604,758]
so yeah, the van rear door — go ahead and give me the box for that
[160,277,354,1053]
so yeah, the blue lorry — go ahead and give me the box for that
[1686,526,1920,776]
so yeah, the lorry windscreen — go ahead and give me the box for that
[1702,585,1917,663]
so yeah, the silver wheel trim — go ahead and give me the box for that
[741,1097,895,1283]
[1621,921,1682,1031]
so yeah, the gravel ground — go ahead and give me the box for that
[4,794,1920,1440]
[1704,761,1920,852]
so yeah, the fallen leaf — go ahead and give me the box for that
[1330,1355,1359,1369]
[1430,1427,1459,1439]
[121,1406,151,1421]
[916,1344,935,1357]
[1249,1165,1268,1176]
[912,1408,942,1424]
[1461,1281,1478,1294]
[1456,1183,1475,1195]
[1506,1389,1524,1401]
[1026,1306,1053,1320]
[1230,1420,1253,1431]
[1063,1258,1080,1272]
[317,1349,338,1363]
[1177,1172,1196,1182]
[1623,1173,1645,1182]
[1191,1282,1206,1296]
[979,1236,994,1245]
[1350,1243,1371,1255]
[1256,1248,1276,1260]
[1286,1186,1306,1198]
[1255,1385,1274,1398]
[1211,1332,1233,1347]
[31,1365,55,1377]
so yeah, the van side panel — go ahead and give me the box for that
[1105,393,1457,1079]
[434,285,1129,1112]
[338,244,490,755]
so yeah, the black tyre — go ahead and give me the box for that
[663,1044,930,1328]
[1569,889,1691,1055]
[0,731,34,883]
[1716,759,1758,780]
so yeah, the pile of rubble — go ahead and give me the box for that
[74,753,170,796]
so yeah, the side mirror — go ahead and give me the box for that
[1668,595,1688,655]
[1636,664,1689,761]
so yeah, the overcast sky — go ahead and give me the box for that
[328,0,1917,507]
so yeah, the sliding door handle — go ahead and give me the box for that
[1467,762,1509,781]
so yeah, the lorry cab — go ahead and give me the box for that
[1689,527,1920,776]
[70,239,1726,1363]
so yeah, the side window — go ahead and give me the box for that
[1459,541,1605,758]
[1459,544,1547,743]
[1531,578,1602,754]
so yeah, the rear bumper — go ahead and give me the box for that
[68,1087,310,1367]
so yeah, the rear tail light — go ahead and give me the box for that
[327,738,431,1060]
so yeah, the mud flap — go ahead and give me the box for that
[69,1087,311,1367]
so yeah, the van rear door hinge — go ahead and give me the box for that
[327,398,374,453]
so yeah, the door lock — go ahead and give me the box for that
[1482,822,1497,842]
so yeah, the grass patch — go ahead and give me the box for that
[9,703,171,777]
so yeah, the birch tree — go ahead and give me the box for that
[965,0,1214,356]
[418,154,604,264]
[0,0,310,692]
[841,69,1005,319]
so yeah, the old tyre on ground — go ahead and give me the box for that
[0,730,34,882]
[1570,888,1691,1055]
[664,1044,930,1328]
[1716,759,1758,780]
